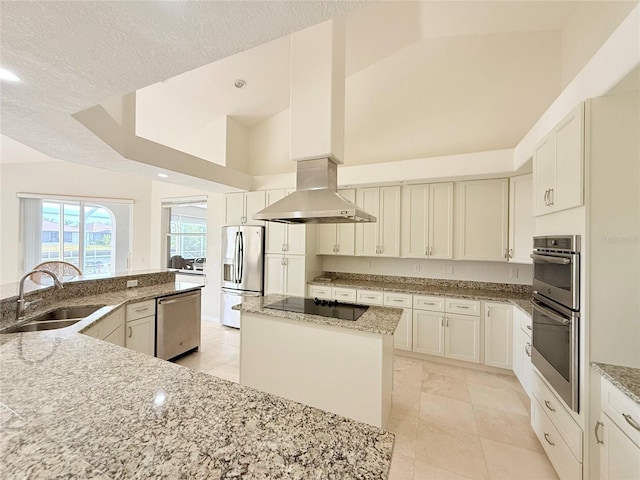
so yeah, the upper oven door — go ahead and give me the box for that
[531,251,579,310]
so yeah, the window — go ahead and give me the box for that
[162,197,207,273]
[20,196,132,276]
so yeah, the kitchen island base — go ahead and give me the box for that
[240,311,394,428]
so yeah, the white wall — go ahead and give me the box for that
[226,117,250,174]
[0,161,152,284]
[322,256,532,285]
[149,180,224,321]
[248,109,292,176]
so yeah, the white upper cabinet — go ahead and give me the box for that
[401,183,453,259]
[533,103,584,216]
[224,191,266,226]
[316,189,356,255]
[457,178,509,262]
[265,189,305,255]
[508,174,533,264]
[355,186,400,257]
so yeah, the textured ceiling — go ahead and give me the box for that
[0,0,364,191]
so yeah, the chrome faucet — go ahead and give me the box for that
[16,270,63,320]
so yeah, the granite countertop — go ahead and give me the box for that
[0,285,394,478]
[308,278,533,317]
[234,294,403,336]
[592,362,640,405]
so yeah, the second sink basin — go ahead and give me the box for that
[4,306,104,333]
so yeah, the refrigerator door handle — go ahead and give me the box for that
[234,232,241,283]
[238,231,244,284]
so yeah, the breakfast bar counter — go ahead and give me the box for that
[0,289,394,478]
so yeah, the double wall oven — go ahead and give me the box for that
[530,235,581,412]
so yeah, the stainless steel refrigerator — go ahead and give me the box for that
[220,225,264,328]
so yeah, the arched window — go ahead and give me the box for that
[20,196,132,276]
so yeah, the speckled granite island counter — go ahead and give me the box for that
[235,295,402,429]
[0,288,394,478]
[592,362,640,405]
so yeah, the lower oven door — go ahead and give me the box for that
[531,296,580,412]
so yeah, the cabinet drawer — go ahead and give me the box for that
[126,300,156,321]
[384,292,412,308]
[331,287,356,302]
[413,295,445,312]
[308,285,332,300]
[532,397,582,480]
[601,376,640,447]
[356,290,384,305]
[446,298,480,316]
[532,372,583,461]
[519,310,533,333]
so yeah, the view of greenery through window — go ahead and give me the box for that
[41,201,114,274]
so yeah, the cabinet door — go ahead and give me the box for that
[264,254,284,295]
[379,186,401,257]
[445,314,480,363]
[402,184,429,258]
[394,308,413,351]
[484,303,513,369]
[355,188,380,256]
[413,310,445,356]
[83,321,101,339]
[265,190,287,253]
[512,324,524,385]
[554,104,584,212]
[458,179,509,262]
[283,255,305,297]
[508,174,533,263]
[429,182,454,259]
[533,136,556,216]
[316,224,336,255]
[126,316,155,356]
[336,189,356,255]
[600,413,640,480]
[103,324,125,348]
[244,191,266,226]
[224,192,245,225]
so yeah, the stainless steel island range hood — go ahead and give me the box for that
[254,19,376,225]
[253,157,375,224]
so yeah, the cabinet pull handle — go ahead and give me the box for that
[134,307,147,312]
[544,400,556,412]
[457,305,470,309]
[543,433,555,446]
[128,326,132,338]
[544,189,549,206]
[525,343,531,357]
[284,244,288,252]
[379,245,383,254]
[429,247,433,256]
[504,248,508,259]
[526,325,532,331]
[549,189,554,206]
[509,248,513,258]
[487,308,490,317]
[425,248,429,256]
[446,317,449,327]
[424,302,435,305]
[595,421,604,444]
[623,414,640,431]
[441,317,444,327]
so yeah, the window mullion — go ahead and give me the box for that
[79,201,85,272]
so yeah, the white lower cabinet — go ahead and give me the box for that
[413,309,445,356]
[126,316,155,356]
[308,284,332,300]
[598,376,640,480]
[445,313,480,363]
[484,302,513,369]
[125,300,156,356]
[512,307,533,396]
[82,308,125,347]
[412,295,480,363]
[265,254,305,297]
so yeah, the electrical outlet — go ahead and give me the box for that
[442,265,454,274]
[413,264,420,273]
[510,267,518,279]
[127,279,139,288]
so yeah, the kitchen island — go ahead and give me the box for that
[0,280,394,478]
[236,295,402,429]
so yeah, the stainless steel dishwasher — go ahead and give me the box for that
[156,290,201,361]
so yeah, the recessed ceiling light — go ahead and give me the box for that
[0,68,20,82]
[157,173,169,178]
[234,79,246,89]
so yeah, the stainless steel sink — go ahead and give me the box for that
[4,306,104,333]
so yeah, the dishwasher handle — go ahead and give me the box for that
[158,292,200,305]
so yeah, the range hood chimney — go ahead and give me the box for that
[253,19,376,224]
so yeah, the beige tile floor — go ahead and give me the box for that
[176,320,558,480]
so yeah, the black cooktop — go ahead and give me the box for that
[264,297,369,321]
